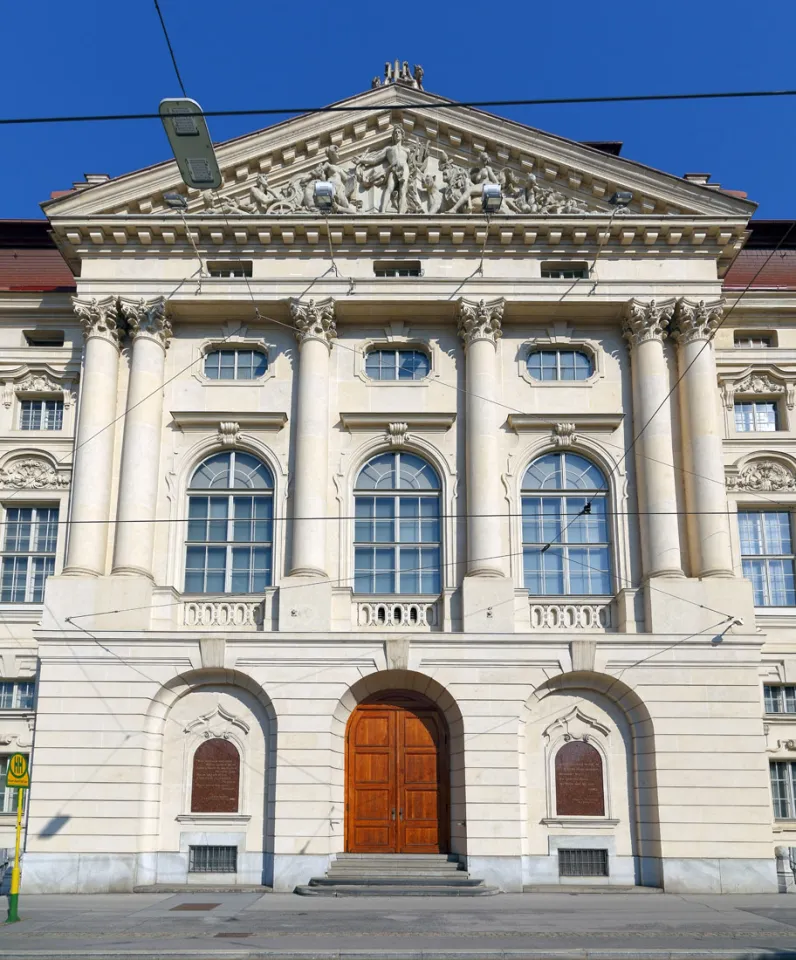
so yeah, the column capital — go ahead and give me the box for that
[622,298,676,348]
[289,297,337,348]
[119,296,172,348]
[456,297,505,348]
[72,295,124,347]
[672,297,725,345]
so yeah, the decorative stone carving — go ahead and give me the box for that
[184,704,250,739]
[3,372,75,408]
[622,298,676,347]
[381,59,424,88]
[543,705,611,744]
[552,423,577,447]
[457,297,505,347]
[119,296,171,347]
[0,457,70,490]
[385,422,410,447]
[289,297,337,347]
[203,123,595,219]
[720,371,795,411]
[672,297,725,344]
[727,460,796,492]
[356,599,438,629]
[72,295,124,345]
[183,599,264,629]
[218,422,240,448]
[530,600,612,631]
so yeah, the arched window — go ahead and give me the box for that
[555,740,605,816]
[527,349,592,382]
[190,738,240,813]
[522,452,611,596]
[185,451,274,594]
[354,451,441,595]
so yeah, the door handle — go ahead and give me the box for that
[391,808,396,820]
[399,809,403,820]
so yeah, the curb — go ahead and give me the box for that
[2,951,796,960]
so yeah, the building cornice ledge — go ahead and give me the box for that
[340,412,456,432]
[507,413,624,434]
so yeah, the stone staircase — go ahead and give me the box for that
[294,853,499,897]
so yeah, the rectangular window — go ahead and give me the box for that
[734,401,778,432]
[19,400,63,431]
[373,260,422,278]
[188,845,237,873]
[558,848,609,877]
[23,330,65,347]
[739,511,796,607]
[207,261,252,278]
[0,756,28,815]
[1,506,59,603]
[541,262,589,280]
[771,761,796,819]
[0,681,35,710]
[765,685,796,714]
[734,333,773,348]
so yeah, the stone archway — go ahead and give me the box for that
[346,690,449,854]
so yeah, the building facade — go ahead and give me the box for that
[2,70,796,894]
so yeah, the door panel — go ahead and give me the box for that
[346,695,448,854]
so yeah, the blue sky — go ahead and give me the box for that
[1,0,793,219]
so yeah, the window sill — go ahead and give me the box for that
[176,814,251,825]
[541,817,619,829]
[0,604,43,624]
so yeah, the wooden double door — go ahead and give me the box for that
[346,692,449,854]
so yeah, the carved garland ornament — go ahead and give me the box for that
[0,457,70,490]
[727,460,796,493]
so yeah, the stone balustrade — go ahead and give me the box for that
[355,598,439,629]
[182,599,265,629]
[529,599,612,632]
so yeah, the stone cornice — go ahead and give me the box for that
[507,413,624,434]
[339,412,456,432]
[170,411,288,431]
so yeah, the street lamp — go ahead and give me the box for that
[482,183,502,213]
[159,98,222,191]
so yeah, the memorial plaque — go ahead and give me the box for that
[191,738,240,813]
[555,740,605,816]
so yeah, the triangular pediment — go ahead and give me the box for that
[44,84,755,223]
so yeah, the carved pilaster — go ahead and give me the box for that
[289,297,337,348]
[456,297,505,348]
[672,297,725,345]
[622,298,675,348]
[72,295,124,347]
[119,296,171,348]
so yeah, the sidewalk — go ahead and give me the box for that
[2,890,796,959]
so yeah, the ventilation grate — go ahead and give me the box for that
[188,845,237,874]
[558,848,608,877]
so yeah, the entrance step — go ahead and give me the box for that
[295,854,499,897]
[523,884,663,894]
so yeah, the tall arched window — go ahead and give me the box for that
[354,451,441,595]
[185,451,274,594]
[522,452,611,596]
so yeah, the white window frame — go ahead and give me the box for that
[1,504,59,603]
[19,398,63,431]
[518,336,602,388]
[364,348,431,382]
[764,685,796,714]
[0,680,35,710]
[735,334,774,349]
[771,760,796,819]
[526,348,594,383]
[738,509,796,607]
[203,348,268,382]
[734,400,779,433]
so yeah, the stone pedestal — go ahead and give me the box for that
[461,575,516,633]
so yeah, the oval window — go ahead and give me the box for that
[365,349,430,381]
[527,349,592,382]
[204,348,267,380]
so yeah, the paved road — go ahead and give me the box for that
[2,891,796,958]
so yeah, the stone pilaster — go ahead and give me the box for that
[64,296,124,576]
[623,298,683,579]
[672,298,733,578]
[111,297,170,579]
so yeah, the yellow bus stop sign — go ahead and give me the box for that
[6,753,29,789]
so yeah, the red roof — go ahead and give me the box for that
[0,220,75,292]
[724,249,796,291]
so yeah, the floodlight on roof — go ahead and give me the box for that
[159,98,222,191]
[482,182,502,214]
[314,181,335,211]
[163,192,188,210]
[609,190,633,207]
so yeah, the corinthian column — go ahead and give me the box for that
[457,297,506,577]
[111,297,171,578]
[64,297,124,577]
[672,298,733,578]
[288,297,336,577]
[623,299,683,579]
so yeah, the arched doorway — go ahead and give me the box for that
[345,690,449,854]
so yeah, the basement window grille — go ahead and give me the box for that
[188,845,237,874]
[558,848,609,877]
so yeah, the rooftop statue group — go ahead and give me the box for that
[205,124,590,218]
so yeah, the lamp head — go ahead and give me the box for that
[482,182,502,214]
[609,190,633,207]
[314,181,335,211]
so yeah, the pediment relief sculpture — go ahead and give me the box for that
[2,370,76,408]
[726,459,796,493]
[719,368,796,411]
[202,123,594,219]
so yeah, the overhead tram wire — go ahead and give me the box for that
[152,0,188,98]
[2,88,796,126]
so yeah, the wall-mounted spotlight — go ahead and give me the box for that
[482,182,502,214]
[163,192,188,210]
[609,190,633,207]
[314,181,335,211]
